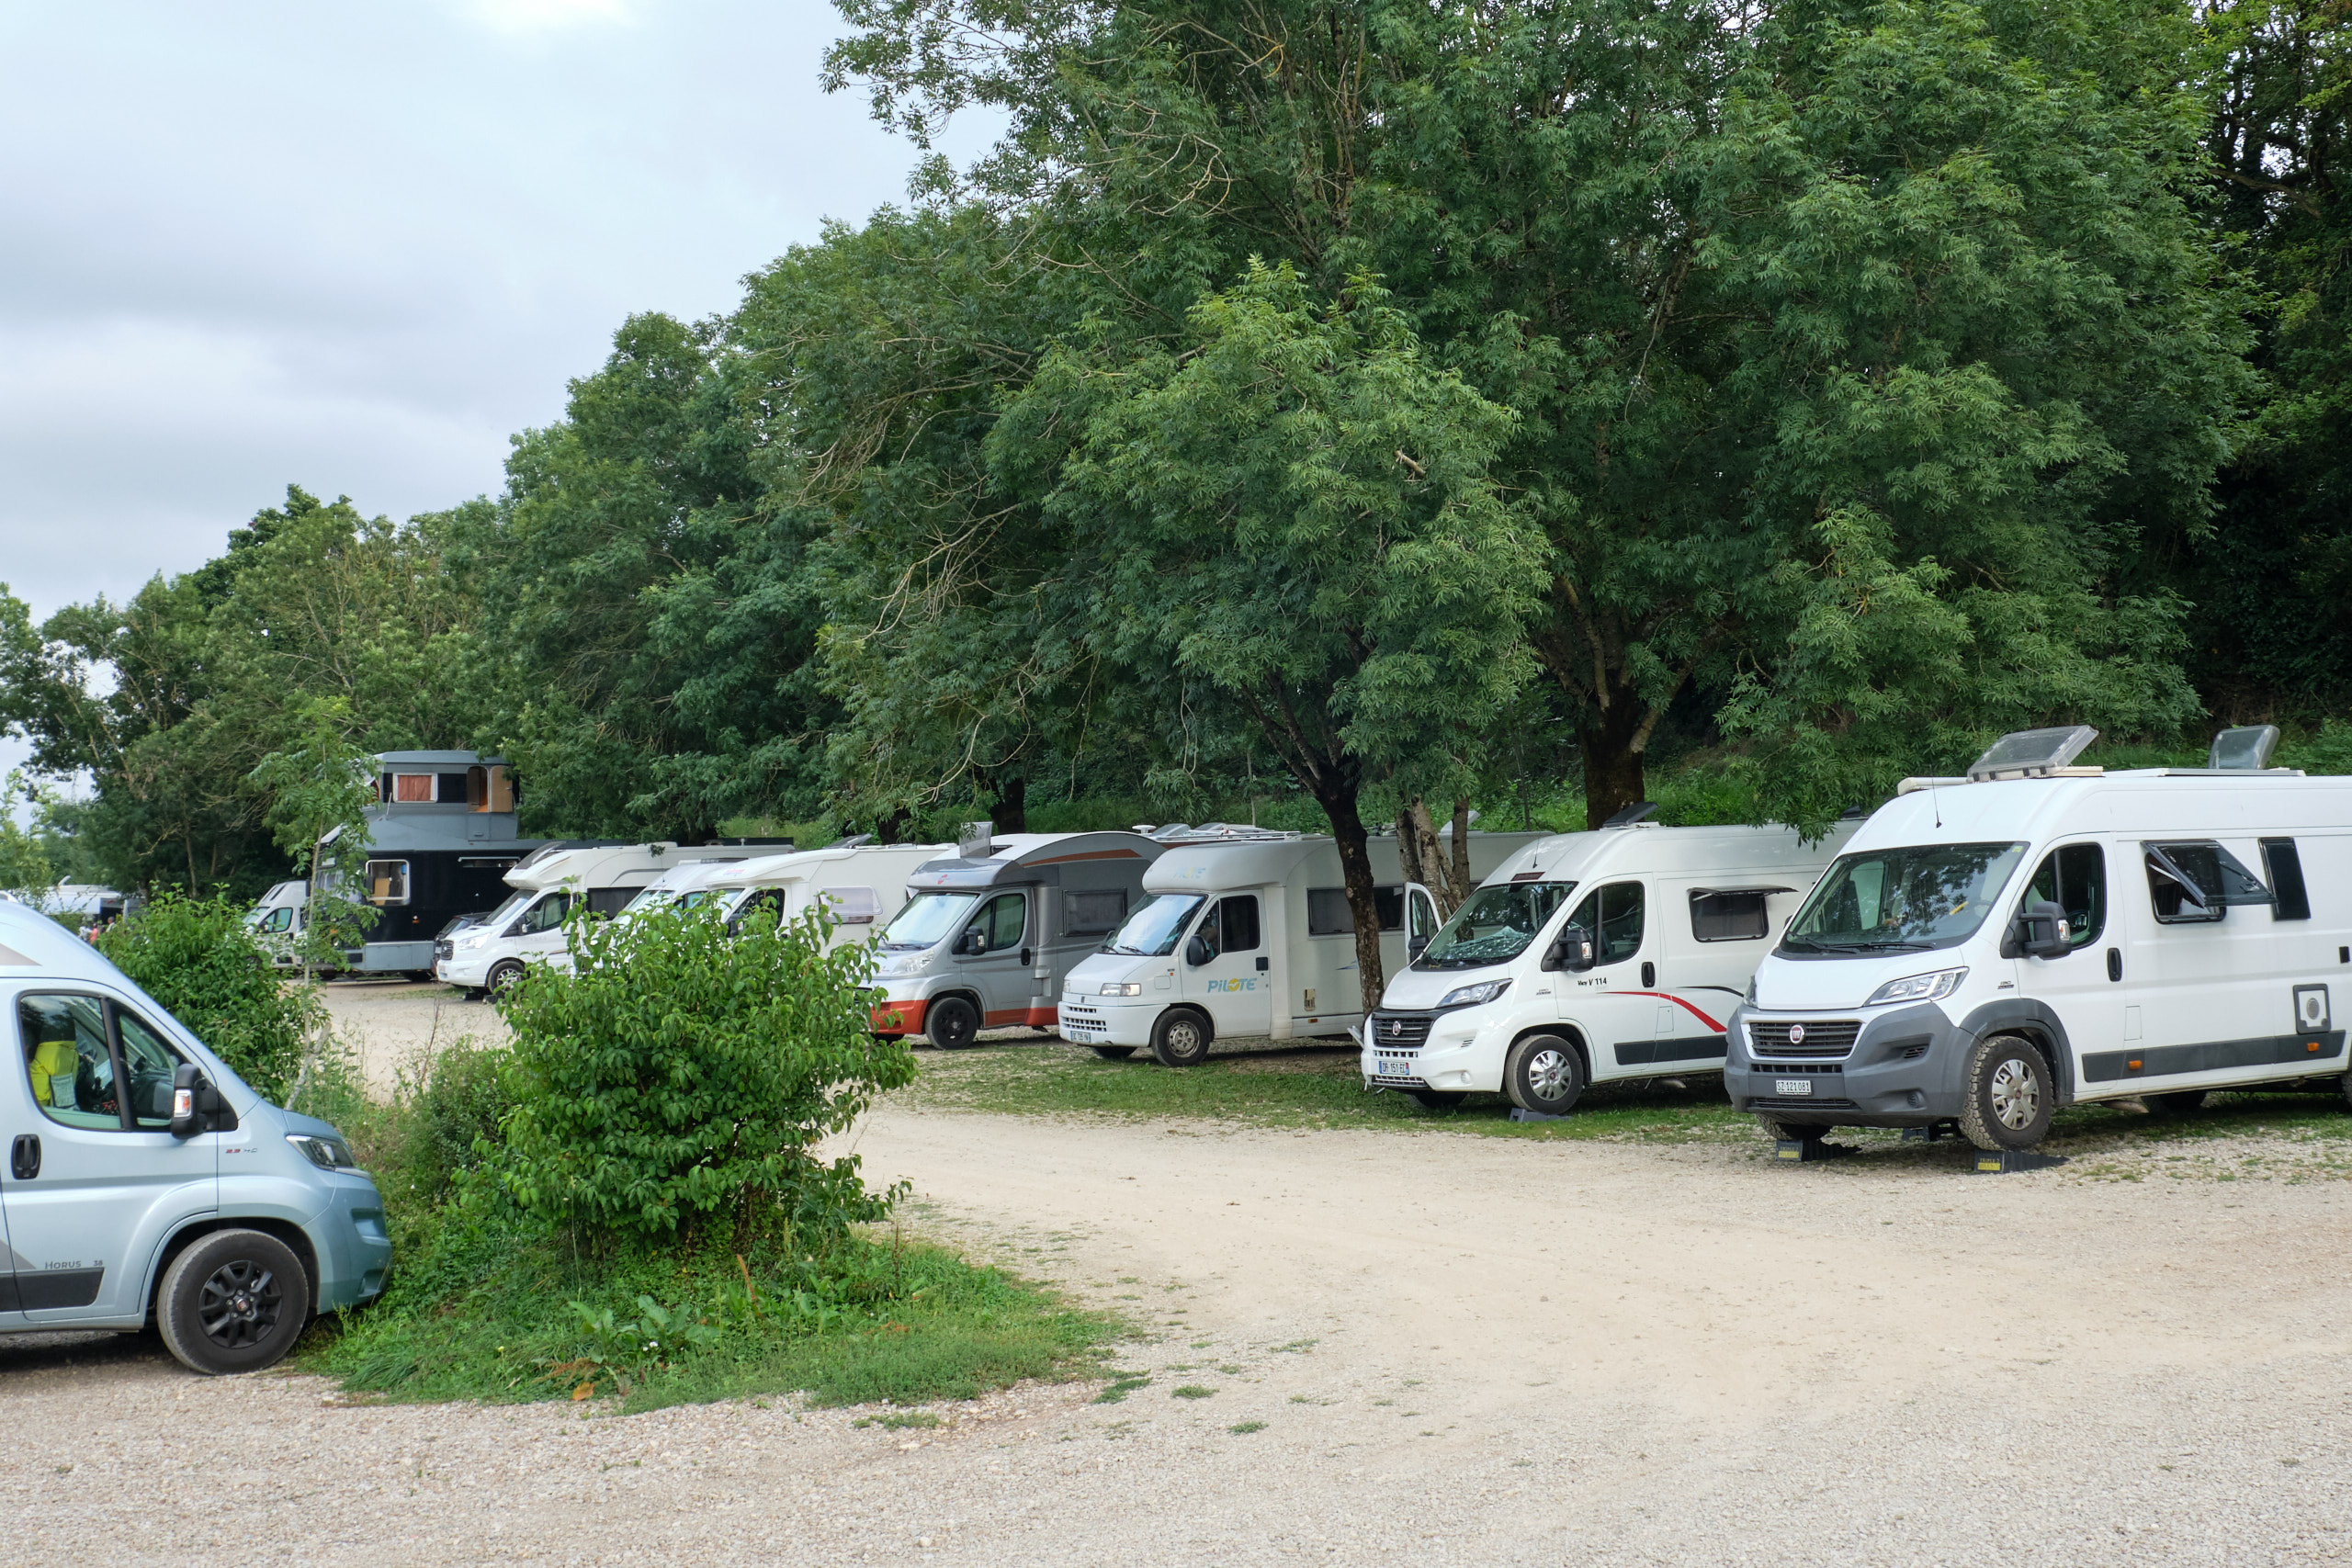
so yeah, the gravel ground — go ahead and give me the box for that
[20,990,2335,1564]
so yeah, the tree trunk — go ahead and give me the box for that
[1447,797,1473,904]
[1579,702,1649,829]
[989,773,1027,834]
[1395,803,1427,892]
[1328,793,1386,1016]
[874,807,910,844]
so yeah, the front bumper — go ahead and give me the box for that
[1722,1002,1963,1128]
[435,951,493,987]
[309,1175,394,1312]
[872,998,929,1036]
[1056,996,1157,1046]
[1360,1009,1509,1093]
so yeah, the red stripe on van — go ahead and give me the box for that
[1619,992,1725,1032]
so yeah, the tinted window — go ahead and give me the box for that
[1307,886,1406,936]
[980,893,1026,950]
[1689,890,1770,942]
[731,888,788,931]
[1063,889,1126,934]
[2263,839,2312,921]
[1566,882,1645,965]
[2022,842,2106,948]
[585,887,636,919]
[2144,841,2269,925]
[1219,896,1261,953]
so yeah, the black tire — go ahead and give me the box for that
[1150,1009,1214,1067]
[155,1229,310,1376]
[2146,1089,2209,1114]
[1409,1089,1468,1110]
[1091,1045,1137,1061]
[1754,1113,1826,1144]
[926,996,980,1051]
[1957,1033,2055,1151]
[1504,1033,1586,1114]
[486,961,525,998]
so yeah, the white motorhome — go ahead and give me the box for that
[1725,726,2352,1152]
[613,856,756,922]
[709,841,953,952]
[868,829,1173,1050]
[1362,817,1860,1111]
[1058,829,1542,1066]
[433,840,780,997]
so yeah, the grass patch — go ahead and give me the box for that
[899,1039,1750,1143]
[1171,1384,1216,1399]
[1092,1371,1152,1404]
[1229,1420,1268,1434]
[302,1218,1120,1414]
[901,1040,2352,1169]
[854,1411,943,1430]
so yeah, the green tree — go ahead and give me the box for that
[248,698,380,983]
[999,265,1545,1005]
[830,0,2253,827]
[92,894,321,1103]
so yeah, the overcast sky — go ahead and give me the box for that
[0,0,995,799]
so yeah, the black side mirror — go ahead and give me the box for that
[2020,898,2071,960]
[1184,933,1212,967]
[1544,924,1597,973]
[171,1064,238,1138]
[1408,933,1430,960]
[956,928,985,956]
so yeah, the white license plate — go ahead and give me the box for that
[1775,1078,1813,1097]
[1376,1055,1416,1078]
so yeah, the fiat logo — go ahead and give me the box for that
[1788,1023,1806,1044]
[1388,1020,1403,1037]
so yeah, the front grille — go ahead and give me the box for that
[1746,1097,1858,1111]
[1747,1020,1860,1059]
[1059,1002,1103,1022]
[1749,1061,1843,1076]
[1369,1012,1435,1049]
[433,940,453,961]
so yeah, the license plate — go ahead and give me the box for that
[1775,1078,1813,1097]
[1376,1055,1415,1078]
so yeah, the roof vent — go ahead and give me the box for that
[956,820,995,858]
[829,833,876,849]
[1965,726,2099,783]
[1601,801,1659,828]
[2208,725,2280,771]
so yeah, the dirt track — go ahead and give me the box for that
[5,989,2346,1563]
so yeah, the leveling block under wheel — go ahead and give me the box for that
[1970,1149,2069,1174]
[1509,1107,1568,1123]
[1772,1139,1856,1162]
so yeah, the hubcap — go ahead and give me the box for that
[1989,1056,2041,1130]
[1526,1048,1573,1102]
[1170,1023,1203,1055]
[198,1258,282,1349]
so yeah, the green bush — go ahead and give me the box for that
[94,892,320,1102]
[492,901,915,1249]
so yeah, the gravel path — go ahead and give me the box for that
[24,991,2334,1563]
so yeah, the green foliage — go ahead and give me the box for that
[492,902,914,1247]
[91,893,319,1102]
[247,697,380,967]
[0,772,53,897]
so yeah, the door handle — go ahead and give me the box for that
[10,1134,39,1181]
[2107,947,2122,983]
[1021,947,1034,967]
[1642,961,1656,989]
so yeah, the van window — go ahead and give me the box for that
[1062,889,1125,935]
[1217,896,1261,953]
[365,859,410,906]
[1417,881,1577,970]
[1307,886,1406,936]
[584,887,636,919]
[2262,839,2312,921]
[978,892,1027,951]
[259,907,293,933]
[116,1010,186,1130]
[1783,843,2027,953]
[1105,894,1203,956]
[1566,882,1645,965]
[390,773,435,803]
[18,995,117,1130]
[2022,843,2106,948]
[1689,890,1770,942]
[731,888,788,931]
[512,893,571,936]
[2144,841,2269,925]
[826,886,881,926]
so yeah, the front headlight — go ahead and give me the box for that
[1437,978,1511,1010]
[287,1133,357,1171]
[1100,981,1143,997]
[1864,967,1967,1008]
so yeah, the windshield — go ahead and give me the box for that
[481,890,531,934]
[880,891,979,951]
[1103,894,1206,957]
[1782,842,2028,953]
[1416,881,1578,970]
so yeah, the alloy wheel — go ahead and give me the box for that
[198,1258,282,1349]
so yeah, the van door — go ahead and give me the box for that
[506,890,573,967]
[6,992,219,1325]
[1560,881,1655,1077]
[955,890,1035,1026]
[2011,840,2112,1088]
[1180,896,1272,1037]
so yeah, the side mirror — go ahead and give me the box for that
[1184,933,1212,967]
[1408,933,1430,960]
[956,928,985,956]
[2020,898,2071,960]
[172,1064,238,1138]
[1544,924,1597,973]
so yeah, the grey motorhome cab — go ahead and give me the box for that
[869,829,1167,1050]
[1726,726,2352,1152]
[0,902,390,1374]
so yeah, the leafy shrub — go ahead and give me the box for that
[492,901,915,1249]
[94,892,320,1101]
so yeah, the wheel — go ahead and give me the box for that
[2146,1089,2208,1114]
[1957,1034,2054,1151]
[1409,1089,1468,1110]
[486,961,525,998]
[155,1229,310,1376]
[1149,1009,1213,1067]
[1504,1034,1586,1114]
[1754,1113,1826,1144]
[926,996,980,1051]
[1091,1045,1137,1061]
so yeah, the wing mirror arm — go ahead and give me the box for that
[170,1064,235,1138]
[1542,925,1597,974]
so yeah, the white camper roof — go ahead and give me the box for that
[1480,821,1860,892]
[904,830,1163,892]
[1860,768,2352,852]
[1139,834,1318,895]
[711,841,955,892]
